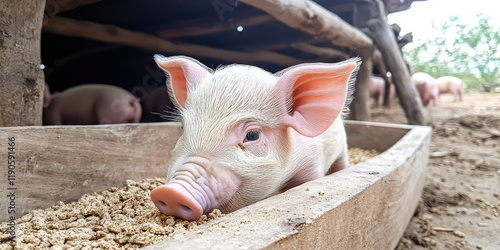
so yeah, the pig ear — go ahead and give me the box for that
[154,55,213,108]
[274,60,359,137]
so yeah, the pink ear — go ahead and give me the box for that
[154,55,212,108]
[275,61,358,137]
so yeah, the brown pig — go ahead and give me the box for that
[43,83,142,125]
[150,55,359,220]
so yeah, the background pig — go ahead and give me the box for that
[43,83,142,125]
[150,55,359,221]
[140,87,177,123]
[435,76,465,102]
[370,76,395,106]
[411,72,439,106]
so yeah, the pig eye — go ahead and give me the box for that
[245,130,260,142]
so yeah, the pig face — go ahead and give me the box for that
[151,55,358,220]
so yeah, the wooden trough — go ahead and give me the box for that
[0,121,431,249]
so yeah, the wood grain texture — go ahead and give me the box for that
[0,0,46,127]
[0,123,182,220]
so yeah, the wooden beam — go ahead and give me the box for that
[240,0,373,51]
[42,16,304,66]
[45,0,102,15]
[291,43,349,60]
[158,15,274,39]
[0,0,46,127]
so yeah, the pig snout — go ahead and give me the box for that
[151,156,241,220]
[151,182,203,221]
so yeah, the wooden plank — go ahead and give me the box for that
[145,122,431,249]
[0,123,182,221]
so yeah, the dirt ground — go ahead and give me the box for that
[367,93,499,250]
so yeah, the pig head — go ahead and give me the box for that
[150,55,359,220]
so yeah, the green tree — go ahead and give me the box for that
[404,15,500,91]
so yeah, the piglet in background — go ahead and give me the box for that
[150,55,359,220]
[43,83,142,125]
[369,76,395,106]
[435,76,465,102]
[140,87,177,123]
[411,72,439,106]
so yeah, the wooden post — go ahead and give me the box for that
[351,48,373,121]
[0,0,46,127]
[355,0,426,125]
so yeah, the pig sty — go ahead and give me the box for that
[151,55,360,220]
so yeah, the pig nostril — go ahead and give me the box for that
[155,201,168,211]
[180,205,192,213]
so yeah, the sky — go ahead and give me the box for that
[387,0,500,47]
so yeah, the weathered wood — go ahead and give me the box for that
[0,123,182,221]
[291,43,348,60]
[350,48,373,121]
[145,121,431,249]
[355,0,426,125]
[158,15,274,39]
[0,0,46,127]
[240,0,373,51]
[42,16,303,66]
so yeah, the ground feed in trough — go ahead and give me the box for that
[0,148,377,249]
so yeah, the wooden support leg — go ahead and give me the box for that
[355,0,426,125]
[351,47,373,121]
[0,0,46,127]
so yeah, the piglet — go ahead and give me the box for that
[43,84,142,125]
[411,72,439,106]
[435,76,465,102]
[369,76,395,106]
[150,55,359,220]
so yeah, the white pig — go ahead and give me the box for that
[435,76,465,102]
[411,72,439,106]
[150,55,359,220]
